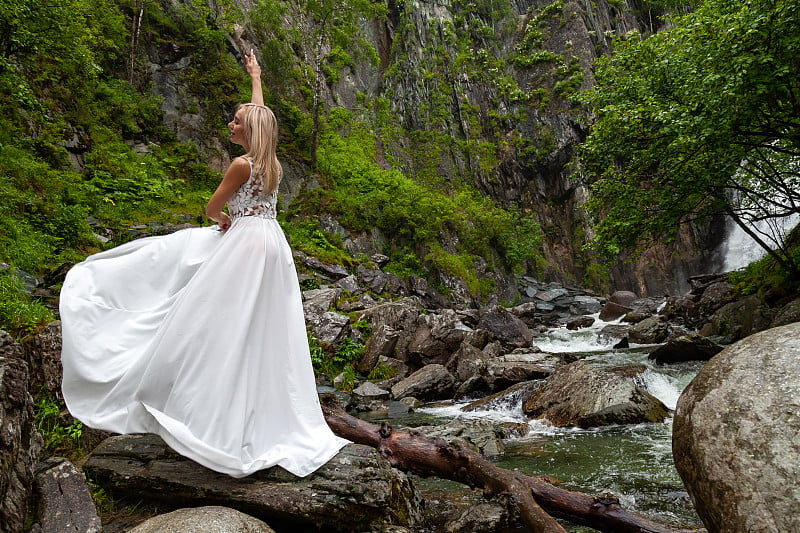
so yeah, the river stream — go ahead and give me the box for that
[409,316,704,531]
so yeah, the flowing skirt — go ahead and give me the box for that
[60,216,348,477]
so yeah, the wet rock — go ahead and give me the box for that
[596,324,629,346]
[0,331,43,533]
[83,435,422,531]
[565,315,595,330]
[648,333,724,364]
[407,310,485,366]
[129,506,274,532]
[673,323,800,533]
[390,364,456,401]
[462,381,542,413]
[598,290,637,321]
[357,325,400,374]
[32,458,102,533]
[521,360,669,428]
[569,295,603,315]
[627,315,670,344]
[699,295,774,343]
[476,306,533,349]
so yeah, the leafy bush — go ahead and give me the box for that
[34,397,83,458]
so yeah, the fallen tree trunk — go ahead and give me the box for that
[321,395,703,533]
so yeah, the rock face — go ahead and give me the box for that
[0,330,43,533]
[673,323,800,533]
[129,506,275,533]
[83,434,423,532]
[521,360,669,428]
[390,364,456,401]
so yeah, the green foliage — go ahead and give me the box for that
[34,398,84,458]
[0,270,54,337]
[310,332,365,391]
[367,362,397,381]
[578,0,800,276]
[315,130,543,294]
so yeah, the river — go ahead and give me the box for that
[412,316,705,531]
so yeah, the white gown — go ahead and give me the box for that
[60,158,349,478]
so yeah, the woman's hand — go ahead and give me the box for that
[245,49,260,78]
[244,49,264,106]
[217,213,232,233]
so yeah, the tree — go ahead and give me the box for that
[577,0,800,276]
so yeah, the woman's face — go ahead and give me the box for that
[228,108,248,149]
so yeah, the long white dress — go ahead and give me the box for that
[60,158,349,478]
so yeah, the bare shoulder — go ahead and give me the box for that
[224,156,251,180]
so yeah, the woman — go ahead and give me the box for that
[60,51,349,478]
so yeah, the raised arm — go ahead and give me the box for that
[244,49,263,106]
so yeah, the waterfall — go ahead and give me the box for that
[721,214,800,272]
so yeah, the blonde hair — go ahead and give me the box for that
[238,103,282,194]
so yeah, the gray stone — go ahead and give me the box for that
[596,324,629,346]
[476,306,533,349]
[443,501,509,533]
[565,315,595,330]
[307,311,349,347]
[33,458,102,533]
[352,381,391,401]
[569,295,603,315]
[522,360,669,428]
[627,315,670,344]
[446,341,486,382]
[415,419,506,457]
[302,287,343,316]
[357,324,401,374]
[390,364,456,401]
[334,274,360,293]
[0,331,43,533]
[84,435,422,531]
[673,323,800,533]
[648,333,724,364]
[129,506,274,532]
[482,352,556,392]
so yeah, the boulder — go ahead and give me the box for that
[446,341,486,382]
[0,331,43,533]
[481,352,557,392]
[598,290,637,321]
[565,315,594,330]
[569,295,603,315]
[32,458,102,533]
[696,280,736,317]
[596,324,629,346]
[349,381,391,412]
[357,324,400,374]
[476,306,533,349]
[673,323,800,533]
[627,315,670,344]
[699,295,774,343]
[306,311,349,347]
[648,333,724,364]
[83,435,423,531]
[407,310,486,366]
[302,287,342,316]
[521,360,669,428]
[390,364,456,401]
[129,506,274,532]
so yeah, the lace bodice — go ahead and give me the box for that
[227,158,277,219]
